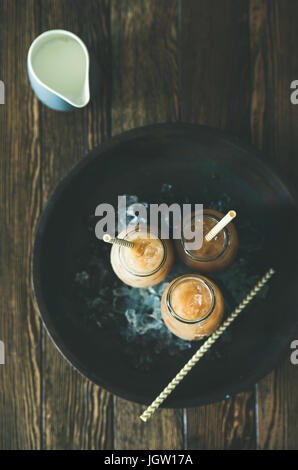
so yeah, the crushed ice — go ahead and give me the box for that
[73,184,267,369]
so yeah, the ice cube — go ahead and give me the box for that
[125,308,137,327]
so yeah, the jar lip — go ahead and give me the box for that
[119,225,167,277]
[166,275,216,324]
[181,212,229,262]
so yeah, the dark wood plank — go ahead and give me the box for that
[0,0,41,450]
[39,0,113,450]
[181,0,256,450]
[256,363,298,450]
[249,0,298,450]
[115,401,184,450]
[111,0,184,450]
[112,0,179,133]
[181,0,251,141]
[187,393,255,450]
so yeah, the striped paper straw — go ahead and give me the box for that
[103,234,134,248]
[205,210,236,241]
[140,268,275,422]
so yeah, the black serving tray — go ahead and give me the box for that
[31,123,298,407]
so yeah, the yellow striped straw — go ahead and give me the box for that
[205,210,236,241]
[103,233,134,248]
[140,268,275,422]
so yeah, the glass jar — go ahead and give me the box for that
[110,225,174,287]
[175,209,238,273]
[161,274,224,340]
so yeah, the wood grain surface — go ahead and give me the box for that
[111,0,184,451]
[249,0,298,450]
[0,0,41,450]
[38,0,113,450]
[0,0,298,450]
[181,0,256,450]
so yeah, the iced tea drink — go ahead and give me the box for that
[110,225,174,287]
[161,274,224,340]
[176,209,238,273]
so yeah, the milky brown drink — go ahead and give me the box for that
[122,233,164,273]
[110,225,174,287]
[161,274,224,340]
[176,209,238,272]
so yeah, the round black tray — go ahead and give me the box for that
[31,123,298,407]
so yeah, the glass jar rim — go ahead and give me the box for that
[181,212,229,262]
[119,225,167,277]
[166,275,216,325]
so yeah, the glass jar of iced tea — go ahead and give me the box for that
[175,209,238,273]
[110,225,174,287]
[161,274,224,340]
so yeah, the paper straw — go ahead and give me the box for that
[140,267,275,422]
[205,210,237,241]
[103,234,134,248]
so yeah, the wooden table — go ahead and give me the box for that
[1,0,298,450]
